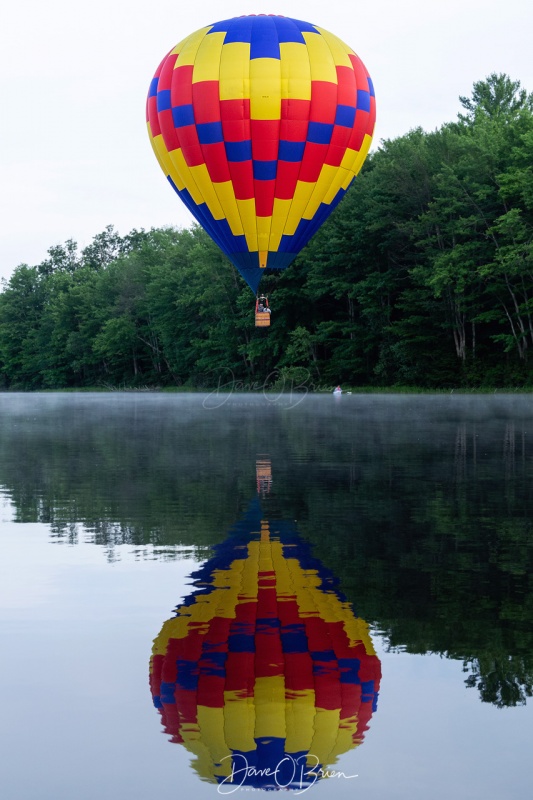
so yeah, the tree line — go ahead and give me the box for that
[1,73,533,390]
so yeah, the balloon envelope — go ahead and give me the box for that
[147,14,376,291]
[149,501,381,789]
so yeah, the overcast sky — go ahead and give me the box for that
[0,0,532,280]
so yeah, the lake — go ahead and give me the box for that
[0,392,532,799]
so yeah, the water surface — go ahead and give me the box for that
[0,393,532,799]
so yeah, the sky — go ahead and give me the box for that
[0,0,532,280]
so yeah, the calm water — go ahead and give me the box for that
[0,392,532,799]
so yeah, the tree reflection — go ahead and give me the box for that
[1,395,532,709]
[463,655,533,708]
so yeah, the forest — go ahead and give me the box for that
[1,73,533,390]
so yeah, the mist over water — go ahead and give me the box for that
[0,392,532,799]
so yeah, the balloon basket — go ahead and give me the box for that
[255,313,271,328]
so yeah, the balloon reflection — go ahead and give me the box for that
[149,474,380,789]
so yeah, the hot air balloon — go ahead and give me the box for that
[149,499,381,790]
[146,14,376,322]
